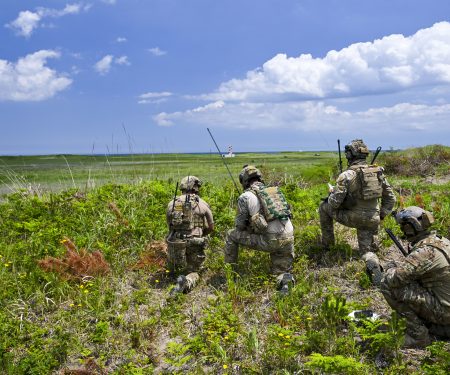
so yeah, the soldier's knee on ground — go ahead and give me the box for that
[403,323,431,348]
[226,228,239,242]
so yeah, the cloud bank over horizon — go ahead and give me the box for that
[154,22,450,136]
[154,100,450,133]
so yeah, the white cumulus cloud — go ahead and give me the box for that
[115,56,130,66]
[138,91,172,104]
[203,22,450,102]
[94,55,130,75]
[0,50,72,101]
[153,21,450,139]
[6,10,41,37]
[116,37,127,43]
[6,3,91,37]
[148,47,167,57]
[94,55,114,75]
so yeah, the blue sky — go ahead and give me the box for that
[1,0,450,155]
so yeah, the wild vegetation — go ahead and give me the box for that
[0,147,449,374]
[382,144,450,177]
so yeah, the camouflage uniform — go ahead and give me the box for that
[381,232,450,344]
[225,180,295,280]
[166,177,214,293]
[319,140,396,255]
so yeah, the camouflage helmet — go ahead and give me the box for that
[344,139,370,160]
[180,176,202,192]
[239,165,262,188]
[395,206,435,237]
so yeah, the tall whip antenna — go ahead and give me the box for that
[207,128,241,194]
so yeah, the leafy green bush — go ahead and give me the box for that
[305,353,370,374]
[382,144,450,176]
[421,341,450,375]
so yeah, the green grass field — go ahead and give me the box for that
[0,148,449,374]
[0,152,336,197]
[0,152,337,199]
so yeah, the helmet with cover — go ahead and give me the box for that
[239,165,262,189]
[344,139,370,161]
[395,206,435,238]
[180,176,202,193]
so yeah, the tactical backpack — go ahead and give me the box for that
[170,195,197,231]
[252,185,292,222]
[351,165,384,200]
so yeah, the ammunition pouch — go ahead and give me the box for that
[250,213,268,234]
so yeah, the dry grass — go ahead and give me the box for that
[107,201,129,226]
[130,240,167,271]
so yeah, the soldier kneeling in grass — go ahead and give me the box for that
[378,207,450,347]
[319,139,396,283]
[166,176,214,295]
[224,165,295,295]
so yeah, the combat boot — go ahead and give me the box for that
[362,252,383,286]
[277,273,294,296]
[169,275,187,296]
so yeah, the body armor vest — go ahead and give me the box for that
[349,165,384,201]
[251,185,291,222]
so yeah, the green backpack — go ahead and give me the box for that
[252,185,292,222]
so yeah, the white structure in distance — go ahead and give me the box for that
[223,145,235,158]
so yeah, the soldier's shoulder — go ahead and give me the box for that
[420,233,450,249]
[337,169,356,182]
[241,190,255,199]
[408,244,436,265]
[167,197,177,207]
[238,191,257,206]
[366,165,385,175]
[198,196,211,208]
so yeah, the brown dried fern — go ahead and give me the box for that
[38,237,110,280]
